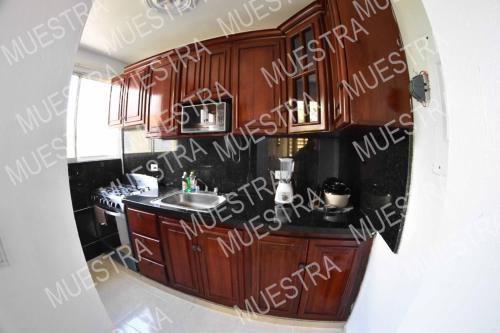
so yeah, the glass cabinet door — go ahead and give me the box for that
[286,18,328,133]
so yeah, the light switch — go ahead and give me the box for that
[0,237,9,267]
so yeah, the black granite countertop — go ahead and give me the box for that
[123,186,371,239]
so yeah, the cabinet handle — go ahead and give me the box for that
[197,245,202,252]
[298,263,306,270]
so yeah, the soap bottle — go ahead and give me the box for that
[189,171,196,192]
[181,172,188,192]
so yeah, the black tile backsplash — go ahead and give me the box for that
[67,159,123,210]
[122,128,411,253]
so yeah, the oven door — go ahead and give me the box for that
[181,102,228,133]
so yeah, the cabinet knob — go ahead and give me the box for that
[197,245,202,252]
[191,244,197,252]
[298,263,306,270]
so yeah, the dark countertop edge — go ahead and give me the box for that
[123,197,375,241]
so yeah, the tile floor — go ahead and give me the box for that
[89,256,345,333]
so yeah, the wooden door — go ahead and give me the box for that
[202,43,231,97]
[148,57,179,137]
[160,218,203,296]
[231,36,287,135]
[283,5,329,133]
[297,239,356,320]
[249,235,308,317]
[123,69,149,125]
[334,0,411,127]
[108,75,123,127]
[197,227,243,307]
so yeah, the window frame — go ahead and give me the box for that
[66,72,123,164]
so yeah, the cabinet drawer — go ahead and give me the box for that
[127,208,158,239]
[132,233,163,263]
[138,257,167,285]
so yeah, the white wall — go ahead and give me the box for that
[347,0,500,332]
[75,46,126,80]
[0,0,113,331]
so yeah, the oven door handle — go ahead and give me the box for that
[104,210,123,218]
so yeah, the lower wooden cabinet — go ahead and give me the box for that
[128,208,372,321]
[160,217,244,306]
[198,227,244,307]
[137,257,167,285]
[160,217,203,295]
[249,234,308,316]
[297,239,358,320]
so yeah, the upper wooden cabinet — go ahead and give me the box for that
[202,42,231,97]
[231,35,287,135]
[178,46,204,102]
[108,75,123,127]
[326,0,411,128]
[122,68,150,126]
[281,4,329,133]
[147,56,179,137]
[113,0,411,134]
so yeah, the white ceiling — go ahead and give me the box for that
[80,0,314,64]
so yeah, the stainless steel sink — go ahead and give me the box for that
[151,191,226,212]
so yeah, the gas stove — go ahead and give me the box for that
[91,174,158,213]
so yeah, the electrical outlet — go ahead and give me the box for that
[150,163,159,172]
[0,237,9,267]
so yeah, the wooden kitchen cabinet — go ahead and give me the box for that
[326,0,411,128]
[297,239,357,320]
[125,205,372,321]
[281,3,329,133]
[249,234,309,317]
[160,217,203,295]
[202,42,231,97]
[178,45,204,102]
[160,216,243,306]
[122,68,150,126]
[147,56,179,137]
[231,34,287,135]
[108,75,124,127]
[198,227,244,307]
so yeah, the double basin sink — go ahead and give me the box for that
[151,191,226,212]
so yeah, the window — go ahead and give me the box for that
[66,75,122,161]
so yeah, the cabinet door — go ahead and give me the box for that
[160,218,203,295]
[148,57,178,137]
[250,235,308,317]
[202,43,231,96]
[324,0,350,129]
[284,9,329,133]
[198,227,243,307]
[297,239,356,320]
[334,0,411,127]
[232,37,287,135]
[179,48,204,102]
[108,76,123,127]
[123,69,149,126]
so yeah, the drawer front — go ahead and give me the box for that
[127,208,158,239]
[138,257,167,285]
[132,233,163,263]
